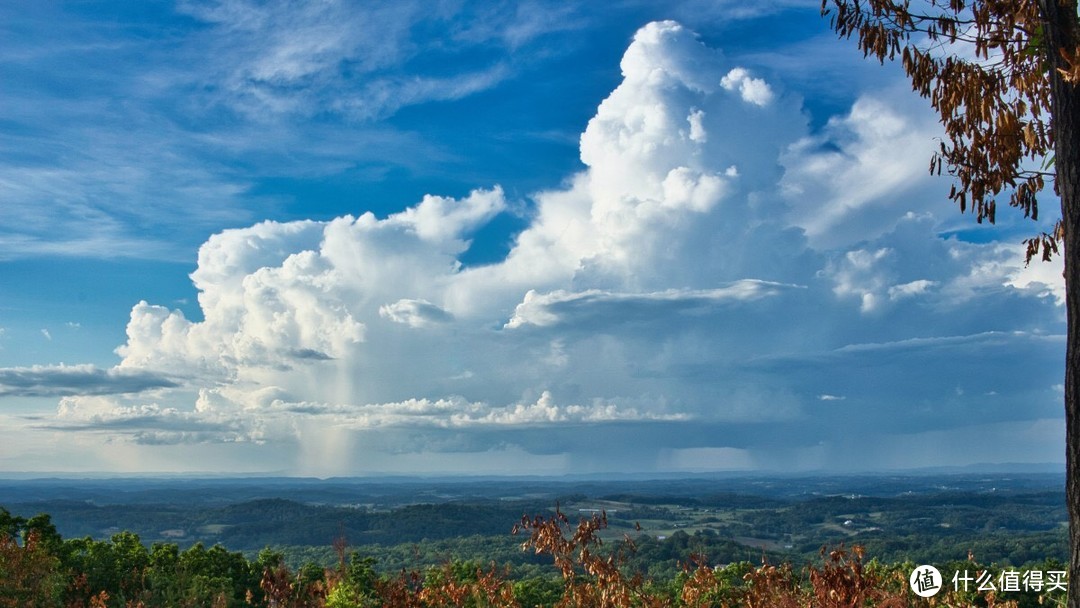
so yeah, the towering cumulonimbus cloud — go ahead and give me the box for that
[41,20,1065,474]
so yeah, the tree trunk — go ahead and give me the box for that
[1061,122,1080,608]
[1041,2,1080,606]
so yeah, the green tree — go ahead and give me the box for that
[62,536,124,606]
[325,555,380,608]
[511,576,562,608]
[145,543,185,607]
[175,542,257,608]
[325,581,374,608]
[820,2,1080,606]
[0,509,25,540]
[23,514,62,557]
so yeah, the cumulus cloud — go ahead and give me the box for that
[18,20,1065,473]
[387,188,507,243]
[39,388,684,449]
[293,390,687,429]
[720,67,774,106]
[826,248,893,313]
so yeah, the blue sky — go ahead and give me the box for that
[0,0,1067,476]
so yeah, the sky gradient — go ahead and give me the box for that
[0,0,1067,476]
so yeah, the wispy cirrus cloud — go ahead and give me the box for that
[174,0,578,121]
[0,0,578,261]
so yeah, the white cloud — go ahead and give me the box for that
[938,241,1065,306]
[386,187,507,244]
[826,247,892,313]
[41,388,686,448]
[720,67,774,106]
[504,282,800,329]
[61,20,817,456]
[355,391,688,428]
[888,279,937,300]
[379,299,453,328]
[687,108,708,142]
[781,93,944,249]
[48,395,254,445]
[1004,251,1066,305]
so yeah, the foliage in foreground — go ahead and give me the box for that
[0,506,1069,607]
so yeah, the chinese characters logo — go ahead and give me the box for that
[909,565,943,597]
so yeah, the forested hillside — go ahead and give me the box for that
[0,505,1069,608]
[2,475,1066,567]
[0,474,1070,607]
